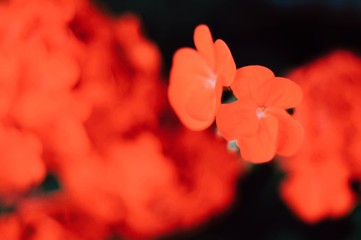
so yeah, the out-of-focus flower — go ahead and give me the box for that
[0,126,45,195]
[216,65,303,163]
[0,0,241,239]
[61,130,240,239]
[0,195,101,240]
[281,50,361,223]
[168,24,236,131]
[0,215,20,240]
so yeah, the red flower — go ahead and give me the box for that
[62,131,240,239]
[216,65,303,163]
[0,1,241,238]
[168,24,236,131]
[280,50,361,223]
[282,157,354,223]
[0,126,45,194]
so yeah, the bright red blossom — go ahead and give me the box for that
[168,24,236,131]
[168,26,304,163]
[216,65,304,163]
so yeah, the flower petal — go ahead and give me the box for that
[257,77,303,109]
[193,24,215,68]
[231,65,275,100]
[185,86,217,122]
[267,107,304,156]
[214,39,236,86]
[216,97,259,140]
[237,114,278,163]
[168,48,216,130]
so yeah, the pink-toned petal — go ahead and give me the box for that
[168,48,217,130]
[231,65,275,99]
[193,24,215,68]
[214,39,236,86]
[267,107,304,156]
[237,114,278,163]
[216,97,259,140]
[257,77,303,109]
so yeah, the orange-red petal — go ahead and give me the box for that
[193,24,214,68]
[186,86,217,122]
[231,65,275,99]
[216,97,258,140]
[256,77,303,109]
[168,48,217,130]
[214,39,236,86]
[267,107,304,156]
[237,114,278,163]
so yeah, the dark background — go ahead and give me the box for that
[96,1,361,239]
[99,0,361,76]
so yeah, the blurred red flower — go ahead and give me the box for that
[0,126,45,195]
[61,130,240,239]
[0,0,241,239]
[281,50,361,223]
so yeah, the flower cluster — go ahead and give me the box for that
[0,1,241,239]
[280,51,361,223]
[168,25,304,163]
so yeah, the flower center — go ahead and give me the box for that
[206,78,216,88]
[204,71,217,89]
[256,107,266,119]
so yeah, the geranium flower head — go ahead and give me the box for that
[280,51,361,223]
[168,24,236,131]
[216,65,303,163]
